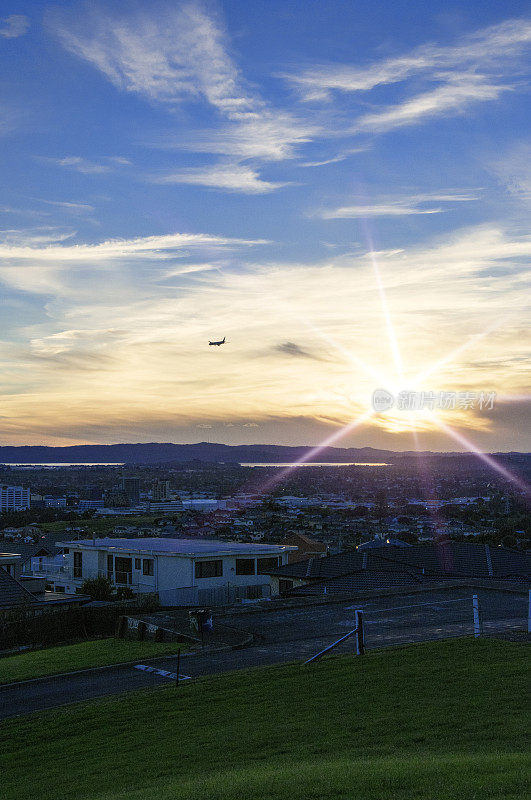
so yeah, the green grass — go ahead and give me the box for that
[0,638,189,684]
[0,638,528,800]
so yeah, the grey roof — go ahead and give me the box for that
[0,567,38,608]
[0,535,62,564]
[269,543,530,583]
[288,570,432,595]
[59,537,296,557]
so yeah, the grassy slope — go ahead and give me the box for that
[0,638,188,684]
[0,639,528,800]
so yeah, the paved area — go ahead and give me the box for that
[0,588,527,721]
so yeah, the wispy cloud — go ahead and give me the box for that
[488,142,531,202]
[0,229,265,264]
[37,199,96,213]
[316,192,477,219]
[50,2,316,189]
[171,111,317,162]
[285,17,530,134]
[0,15,30,39]
[355,74,510,133]
[50,2,250,113]
[286,17,531,101]
[149,163,290,194]
[35,156,131,174]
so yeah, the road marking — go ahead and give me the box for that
[134,664,192,681]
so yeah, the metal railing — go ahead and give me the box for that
[305,610,364,663]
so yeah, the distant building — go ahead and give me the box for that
[145,500,184,513]
[44,496,67,508]
[0,486,30,512]
[120,477,140,505]
[152,481,170,501]
[78,499,105,511]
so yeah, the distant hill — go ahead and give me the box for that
[0,442,396,464]
[0,441,526,464]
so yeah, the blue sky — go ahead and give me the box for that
[0,0,530,450]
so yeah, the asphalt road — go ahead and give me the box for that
[1,588,527,721]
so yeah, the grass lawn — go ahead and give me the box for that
[0,638,528,800]
[0,638,189,685]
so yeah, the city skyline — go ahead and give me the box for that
[1,0,530,451]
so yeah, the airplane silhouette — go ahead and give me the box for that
[208,336,226,346]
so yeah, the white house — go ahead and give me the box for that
[35,537,297,606]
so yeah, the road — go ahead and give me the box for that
[0,588,527,721]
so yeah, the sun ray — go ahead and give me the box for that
[427,412,530,496]
[412,313,511,389]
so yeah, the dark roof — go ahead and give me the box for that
[0,535,62,564]
[270,543,530,583]
[0,567,38,608]
[357,538,412,549]
[288,570,431,595]
[374,542,530,580]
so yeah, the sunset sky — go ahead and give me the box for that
[1,0,530,450]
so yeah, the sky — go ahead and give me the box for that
[0,0,530,451]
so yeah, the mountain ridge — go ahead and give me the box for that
[0,442,526,464]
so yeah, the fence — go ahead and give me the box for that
[303,589,528,664]
[0,597,161,650]
[158,583,271,607]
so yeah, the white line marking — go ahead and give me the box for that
[134,664,191,680]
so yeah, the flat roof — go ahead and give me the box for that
[59,537,297,557]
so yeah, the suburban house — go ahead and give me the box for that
[282,532,328,563]
[35,537,297,605]
[0,553,89,611]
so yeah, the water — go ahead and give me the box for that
[239,462,390,468]
[0,462,124,468]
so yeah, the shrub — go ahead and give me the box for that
[115,586,135,600]
[80,576,115,601]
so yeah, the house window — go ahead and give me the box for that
[236,558,255,575]
[195,560,223,579]
[135,558,141,570]
[257,557,280,574]
[279,579,293,595]
[73,551,83,578]
[114,557,132,584]
[107,554,113,577]
[142,558,154,576]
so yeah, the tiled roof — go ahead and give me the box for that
[269,543,530,582]
[0,568,38,608]
[289,570,429,595]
